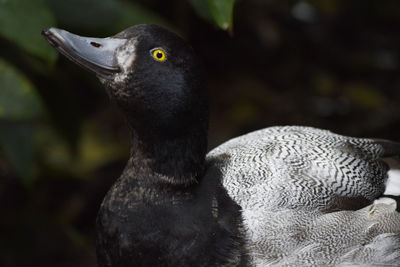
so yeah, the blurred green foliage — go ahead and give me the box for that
[0,57,43,182]
[0,0,57,62]
[207,0,236,30]
[0,59,44,120]
[1,0,400,266]
[47,0,174,35]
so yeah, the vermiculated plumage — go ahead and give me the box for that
[208,126,400,265]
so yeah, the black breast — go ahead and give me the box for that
[95,163,248,267]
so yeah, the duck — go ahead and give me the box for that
[42,24,400,266]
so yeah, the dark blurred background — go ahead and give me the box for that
[1,0,400,266]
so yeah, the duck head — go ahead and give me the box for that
[42,25,209,183]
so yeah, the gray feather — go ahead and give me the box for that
[207,126,400,266]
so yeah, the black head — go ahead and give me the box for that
[104,25,208,138]
[43,25,209,184]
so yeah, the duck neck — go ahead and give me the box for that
[123,113,209,186]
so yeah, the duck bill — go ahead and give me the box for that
[42,27,126,79]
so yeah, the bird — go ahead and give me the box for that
[42,24,400,266]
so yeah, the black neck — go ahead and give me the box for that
[123,112,209,186]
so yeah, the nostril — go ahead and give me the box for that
[91,42,102,48]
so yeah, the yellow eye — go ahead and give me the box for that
[151,49,167,62]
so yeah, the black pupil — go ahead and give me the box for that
[156,51,163,58]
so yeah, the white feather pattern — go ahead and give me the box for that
[207,126,400,266]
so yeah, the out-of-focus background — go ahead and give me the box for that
[0,0,399,266]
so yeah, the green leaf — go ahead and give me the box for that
[47,0,172,35]
[188,0,213,23]
[0,58,45,120]
[114,1,173,33]
[0,0,57,62]
[47,0,119,34]
[0,121,34,184]
[207,0,236,30]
